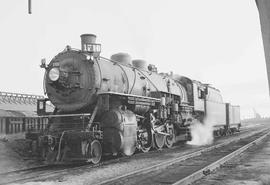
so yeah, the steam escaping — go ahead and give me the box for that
[187,119,214,146]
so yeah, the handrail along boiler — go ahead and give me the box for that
[29,34,241,164]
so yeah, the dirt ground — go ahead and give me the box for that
[193,134,270,185]
[0,133,41,174]
[1,123,269,185]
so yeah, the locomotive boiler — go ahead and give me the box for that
[29,34,241,164]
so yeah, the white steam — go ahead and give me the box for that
[187,119,214,146]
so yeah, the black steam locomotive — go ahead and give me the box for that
[27,34,241,164]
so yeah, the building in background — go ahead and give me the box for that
[0,91,53,135]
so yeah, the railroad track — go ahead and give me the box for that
[97,129,270,185]
[0,159,101,185]
[0,164,78,185]
[0,126,267,185]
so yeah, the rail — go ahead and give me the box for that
[0,127,268,184]
[36,113,91,118]
[173,130,270,185]
[96,128,270,185]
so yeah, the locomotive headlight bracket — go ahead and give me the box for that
[48,67,60,81]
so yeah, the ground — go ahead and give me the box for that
[193,134,270,185]
[0,133,41,174]
[1,123,270,185]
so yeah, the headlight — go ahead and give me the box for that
[48,68,60,81]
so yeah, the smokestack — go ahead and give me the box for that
[80,34,97,51]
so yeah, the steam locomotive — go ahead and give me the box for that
[27,34,241,164]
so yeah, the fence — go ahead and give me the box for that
[0,117,48,135]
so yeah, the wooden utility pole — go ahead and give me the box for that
[28,0,32,14]
[256,0,270,94]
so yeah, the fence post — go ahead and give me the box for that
[22,118,25,132]
[20,119,23,133]
[0,119,2,133]
[8,119,12,134]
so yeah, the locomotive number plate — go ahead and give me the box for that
[83,43,101,53]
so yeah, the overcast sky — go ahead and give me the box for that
[0,0,268,118]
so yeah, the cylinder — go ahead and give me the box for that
[166,97,171,104]
[80,34,97,51]
[173,103,179,112]
[161,97,166,106]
